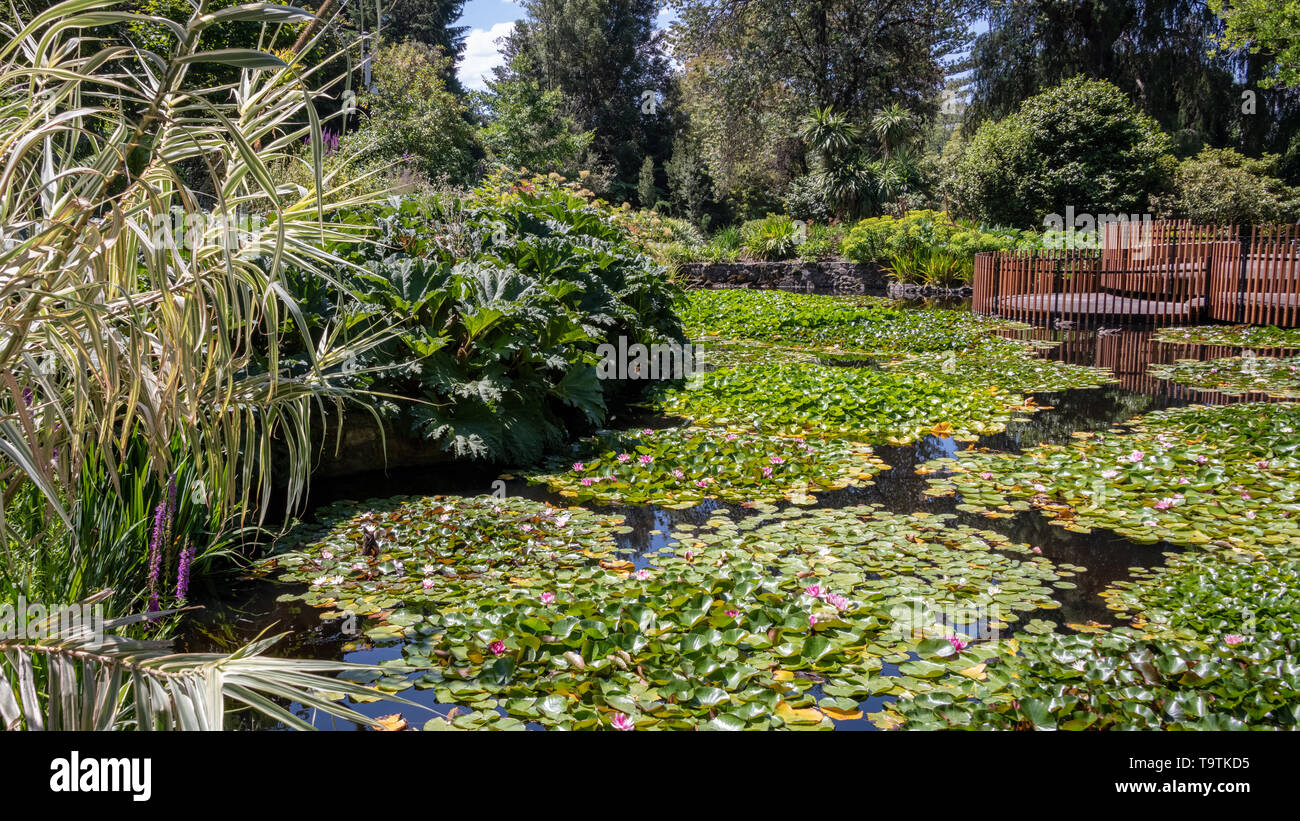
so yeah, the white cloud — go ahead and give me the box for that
[459,21,516,91]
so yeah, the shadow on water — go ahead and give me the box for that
[182,312,1276,730]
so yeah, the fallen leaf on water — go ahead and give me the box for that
[375,713,407,731]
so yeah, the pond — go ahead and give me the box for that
[179,296,1299,731]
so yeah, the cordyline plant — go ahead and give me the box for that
[0,0,392,556]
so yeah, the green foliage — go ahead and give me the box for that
[782,174,833,223]
[965,1,1276,158]
[270,495,1065,730]
[525,426,887,507]
[654,362,1029,445]
[672,0,976,202]
[500,0,674,202]
[637,156,658,209]
[343,41,478,185]
[947,77,1174,228]
[1149,355,1300,398]
[739,214,803,261]
[1154,325,1300,349]
[296,173,685,463]
[1152,147,1300,223]
[841,210,1031,266]
[929,402,1300,548]
[681,289,1018,353]
[1208,0,1300,89]
[0,600,401,731]
[476,51,595,176]
[796,224,843,261]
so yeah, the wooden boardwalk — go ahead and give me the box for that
[973,222,1300,328]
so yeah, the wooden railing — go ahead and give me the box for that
[973,222,1300,328]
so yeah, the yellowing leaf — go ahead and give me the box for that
[375,713,407,731]
[821,706,864,720]
[775,701,825,725]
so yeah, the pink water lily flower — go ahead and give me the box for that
[610,712,635,731]
[572,462,586,472]
[642,429,654,435]
[1031,546,1043,555]
[1245,510,1257,519]
[762,466,773,478]
[947,635,969,652]
[672,469,685,480]
[638,454,653,465]
[1195,455,1209,465]
[616,453,631,462]
[1128,450,1145,463]
[804,584,822,599]
[580,478,595,486]
[1224,634,1247,645]
[725,433,739,441]
[770,456,785,465]
[979,472,995,480]
[1101,470,1119,479]
[635,569,650,581]
[488,640,506,656]
[1257,460,1270,469]
[827,593,850,611]
[421,578,435,589]
[725,609,739,618]
[809,614,818,627]
[541,592,555,605]
[1153,498,1176,510]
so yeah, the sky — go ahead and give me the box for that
[456,0,677,91]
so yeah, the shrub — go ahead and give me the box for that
[782,173,833,223]
[843,210,1036,264]
[293,172,685,463]
[797,224,844,261]
[946,77,1173,228]
[1152,147,1300,224]
[739,214,802,260]
[343,41,479,186]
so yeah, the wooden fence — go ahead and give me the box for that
[973,222,1300,328]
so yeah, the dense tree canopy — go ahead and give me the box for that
[668,0,979,204]
[965,0,1300,161]
[497,0,676,202]
[947,77,1174,228]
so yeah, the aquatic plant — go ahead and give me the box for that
[1153,325,1300,350]
[271,498,1074,730]
[926,402,1300,547]
[1148,355,1300,398]
[879,337,1117,394]
[521,426,888,507]
[654,362,1033,444]
[680,289,1023,354]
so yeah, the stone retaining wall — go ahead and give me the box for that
[678,260,887,294]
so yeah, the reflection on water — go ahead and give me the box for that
[182,310,1288,730]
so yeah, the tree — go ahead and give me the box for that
[947,77,1174,227]
[374,0,470,92]
[670,0,980,201]
[966,0,1298,158]
[663,133,715,225]
[347,41,478,184]
[1208,0,1300,89]
[1152,147,1300,223]
[497,0,674,201]
[477,53,594,175]
[638,156,658,209]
